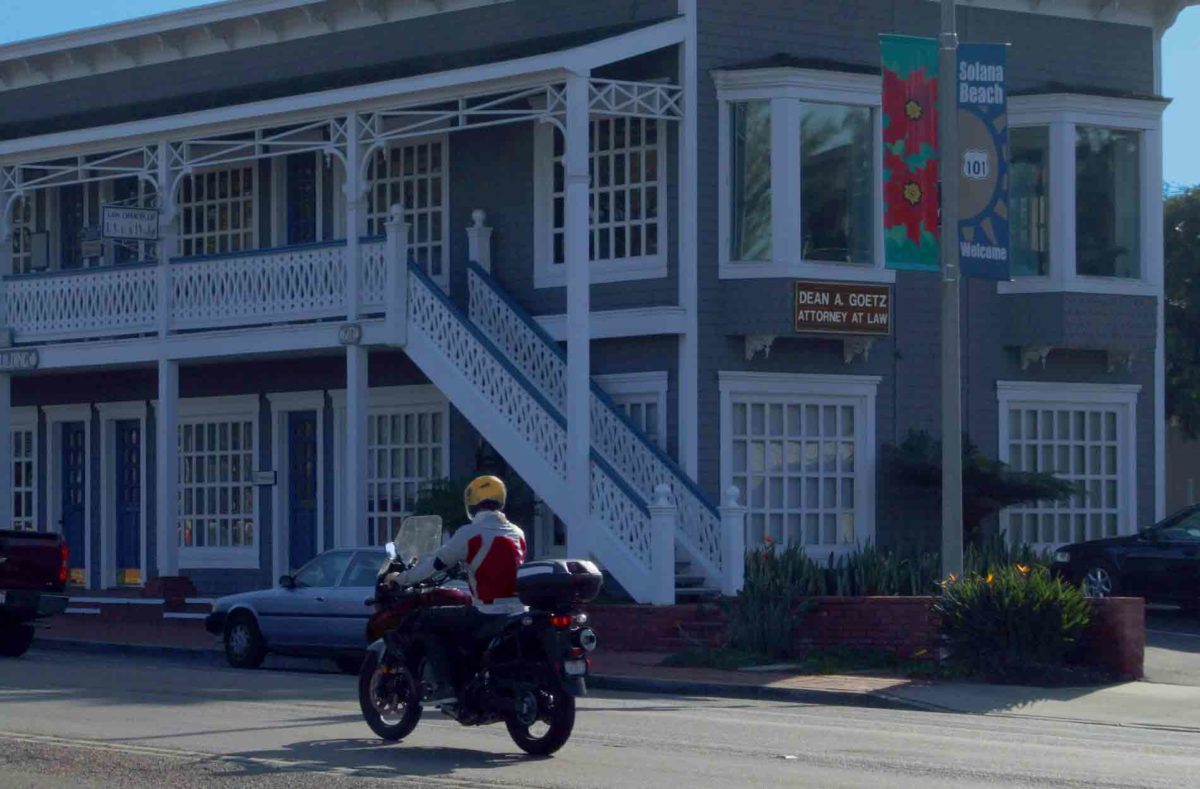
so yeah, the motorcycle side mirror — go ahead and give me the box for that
[279,574,296,589]
[385,542,398,561]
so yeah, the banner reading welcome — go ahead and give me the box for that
[881,35,940,272]
[956,42,1010,280]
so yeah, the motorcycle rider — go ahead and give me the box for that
[385,475,526,705]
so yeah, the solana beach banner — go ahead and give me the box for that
[881,35,940,272]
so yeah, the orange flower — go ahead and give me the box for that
[1015,563,1031,576]
[986,573,995,585]
[764,535,774,544]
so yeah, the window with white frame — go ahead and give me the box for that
[366,406,446,547]
[534,116,667,286]
[178,418,256,556]
[1001,95,1163,295]
[998,382,1138,551]
[10,195,39,275]
[366,138,448,281]
[11,427,36,531]
[721,373,878,553]
[596,372,668,449]
[716,68,886,282]
[178,165,257,257]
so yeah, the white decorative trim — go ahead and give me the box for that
[718,371,880,554]
[922,0,1184,28]
[744,334,777,361]
[176,394,260,418]
[265,391,326,411]
[41,404,93,423]
[96,401,149,420]
[714,67,892,283]
[10,406,37,430]
[996,380,1142,403]
[533,306,687,340]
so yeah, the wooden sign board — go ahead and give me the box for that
[794,281,891,336]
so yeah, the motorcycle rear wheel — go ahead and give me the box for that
[359,650,422,741]
[505,686,576,756]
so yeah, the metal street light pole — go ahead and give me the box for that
[939,0,964,579]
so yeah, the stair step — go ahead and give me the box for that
[674,574,706,588]
[675,586,722,601]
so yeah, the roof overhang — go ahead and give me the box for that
[0,15,687,163]
[923,0,1198,29]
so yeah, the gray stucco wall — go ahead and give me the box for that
[694,0,1159,540]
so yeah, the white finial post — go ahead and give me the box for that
[466,209,493,274]
[720,485,746,596]
[648,482,677,605]
[385,203,410,346]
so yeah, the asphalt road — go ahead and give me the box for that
[1,650,1198,789]
[1146,607,1200,687]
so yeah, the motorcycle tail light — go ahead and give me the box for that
[59,543,69,585]
[550,614,573,629]
[570,647,585,658]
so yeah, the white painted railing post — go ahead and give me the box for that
[156,140,178,336]
[466,209,493,273]
[720,485,746,596]
[344,113,365,321]
[649,483,677,605]
[385,203,410,346]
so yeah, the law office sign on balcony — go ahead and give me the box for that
[102,205,159,241]
[794,281,891,336]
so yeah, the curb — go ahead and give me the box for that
[34,637,925,711]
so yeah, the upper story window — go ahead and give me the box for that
[366,137,448,282]
[178,165,257,257]
[715,67,889,283]
[533,117,667,288]
[1002,94,1164,296]
[10,194,39,275]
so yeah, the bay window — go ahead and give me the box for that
[1001,94,1163,295]
[716,68,887,282]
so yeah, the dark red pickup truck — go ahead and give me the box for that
[0,529,69,657]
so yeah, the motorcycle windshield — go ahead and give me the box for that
[391,515,443,564]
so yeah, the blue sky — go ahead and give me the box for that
[1,1,1198,187]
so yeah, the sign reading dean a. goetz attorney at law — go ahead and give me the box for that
[794,281,891,336]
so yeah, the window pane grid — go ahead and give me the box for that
[731,396,859,551]
[178,419,255,550]
[178,167,256,257]
[367,140,447,279]
[551,117,662,265]
[11,428,35,531]
[1005,406,1122,549]
[11,196,37,275]
[366,408,445,546]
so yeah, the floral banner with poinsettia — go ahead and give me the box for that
[881,35,940,272]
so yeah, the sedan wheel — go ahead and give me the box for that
[1082,565,1116,598]
[224,615,266,669]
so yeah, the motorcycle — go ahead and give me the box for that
[357,515,602,756]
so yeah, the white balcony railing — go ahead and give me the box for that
[2,239,387,344]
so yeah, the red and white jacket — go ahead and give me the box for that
[392,511,527,614]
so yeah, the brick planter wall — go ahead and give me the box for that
[1076,597,1145,680]
[795,597,939,660]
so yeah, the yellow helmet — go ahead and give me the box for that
[464,475,507,517]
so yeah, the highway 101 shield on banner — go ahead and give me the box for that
[957,42,1010,280]
[881,35,940,272]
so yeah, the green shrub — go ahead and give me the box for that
[744,541,942,598]
[933,565,1092,681]
[964,533,1051,577]
[728,545,815,658]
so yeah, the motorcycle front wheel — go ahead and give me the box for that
[505,685,576,756]
[358,650,422,741]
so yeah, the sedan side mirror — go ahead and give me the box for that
[279,574,296,589]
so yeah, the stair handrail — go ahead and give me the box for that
[407,259,655,571]
[466,261,723,580]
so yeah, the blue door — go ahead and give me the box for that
[288,411,319,572]
[60,422,87,585]
[115,420,142,586]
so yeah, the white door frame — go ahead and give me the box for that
[43,404,94,588]
[266,391,326,584]
[97,401,149,589]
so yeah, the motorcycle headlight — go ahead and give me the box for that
[1053,550,1071,563]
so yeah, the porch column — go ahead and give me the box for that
[564,73,591,558]
[344,113,365,321]
[155,358,180,577]
[156,141,178,336]
[344,345,369,547]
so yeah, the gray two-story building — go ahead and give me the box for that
[0,0,1188,601]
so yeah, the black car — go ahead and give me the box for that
[1051,506,1200,609]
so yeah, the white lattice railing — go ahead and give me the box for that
[360,239,386,312]
[467,263,723,582]
[171,242,346,330]
[4,265,159,342]
[409,262,653,573]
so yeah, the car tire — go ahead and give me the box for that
[224,612,267,669]
[1080,561,1120,598]
[0,622,35,658]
